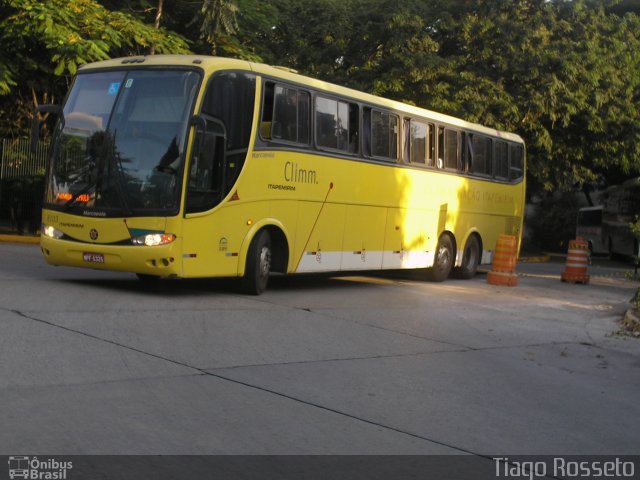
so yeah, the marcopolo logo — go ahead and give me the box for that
[8,456,73,480]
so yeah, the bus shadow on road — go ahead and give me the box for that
[59,270,428,297]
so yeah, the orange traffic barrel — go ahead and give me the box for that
[487,234,519,286]
[561,239,590,284]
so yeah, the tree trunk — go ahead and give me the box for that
[149,0,164,55]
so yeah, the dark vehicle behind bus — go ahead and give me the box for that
[577,177,640,258]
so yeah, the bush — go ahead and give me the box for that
[525,192,580,253]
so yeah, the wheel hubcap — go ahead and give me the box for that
[437,246,451,270]
[259,247,271,279]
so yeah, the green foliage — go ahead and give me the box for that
[0,0,639,195]
[525,192,580,252]
[199,0,239,55]
[631,215,640,240]
[631,215,640,285]
[2,0,190,79]
[247,0,640,194]
[0,0,190,137]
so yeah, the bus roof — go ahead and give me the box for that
[79,55,524,144]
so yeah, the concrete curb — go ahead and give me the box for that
[0,234,40,245]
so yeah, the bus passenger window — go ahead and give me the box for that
[427,123,435,167]
[298,92,310,144]
[187,125,226,214]
[371,110,398,161]
[437,126,445,168]
[390,115,398,160]
[460,131,469,172]
[409,120,426,164]
[315,97,338,150]
[509,143,524,182]
[272,85,310,144]
[470,134,492,176]
[337,101,349,150]
[348,103,359,154]
[444,128,458,170]
[494,141,509,180]
[316,96,358,154]
[260,82,275,139]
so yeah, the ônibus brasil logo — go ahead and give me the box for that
[8,456,73,480]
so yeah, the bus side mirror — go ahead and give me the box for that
[190,114,206,130]
[31,104,63,152]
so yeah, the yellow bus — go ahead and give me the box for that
[35,55,525,294]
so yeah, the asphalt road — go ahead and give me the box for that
[1,242,638,457]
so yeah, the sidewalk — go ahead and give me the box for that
[0,233,40,244]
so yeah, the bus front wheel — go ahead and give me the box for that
[241,230,272,295]
[427,234,454,282]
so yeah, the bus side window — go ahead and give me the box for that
[187,121,226,214]
[200,71,256,194]
[494,140,509,180]
[408,119,426,164]
[437,126,444,169]
[444,128,458,170]
[260,82,275,139]
[316,96,339,150]
[460,131,470,172]
[362,108,371,157]
[299,91,310,144]
[315,96,359,154]
[509,143,524,182]
[402,118,410,163]
[427,123,435,167]
[272,86,310,144]
[470,134,492,176]
[348,103,359,154]
[370,109,398,161]
[390,114,398,161]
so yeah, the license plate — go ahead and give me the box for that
[83,252,105,264]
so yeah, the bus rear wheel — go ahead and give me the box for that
[241,230,272,295]
[426,234,454,282]
[453,235,480,279]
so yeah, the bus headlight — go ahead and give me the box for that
[131,233,176,246]
[42,224,64,239]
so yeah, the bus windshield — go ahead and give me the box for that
[45,69,200,216]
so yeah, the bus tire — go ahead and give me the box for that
[453,235,480,279]
[426,234,454,282]
[241,229,272,295]
[136,273,160,282]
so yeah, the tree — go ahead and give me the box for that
[199,0,240,56]
[306,0,640,193]
[1,0,638,196]
[0,0,190,138]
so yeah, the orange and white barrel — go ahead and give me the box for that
[561,239,590,284]
[487,234,519,287]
